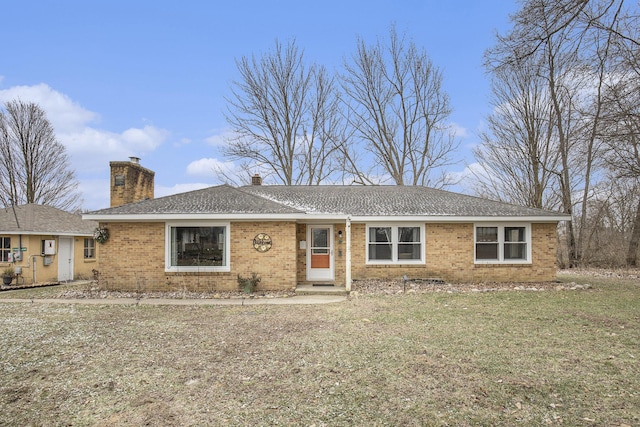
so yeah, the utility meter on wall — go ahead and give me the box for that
[43,240,56,255]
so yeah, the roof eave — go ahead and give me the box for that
[83,213,570,222]
[83,213,314,222]
[0,230,94,236]
[349,215,571,222]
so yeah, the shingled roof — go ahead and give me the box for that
[240,185,562,218]
[1,204,97,235]
[85,184,566,220]
[88,185,303,215]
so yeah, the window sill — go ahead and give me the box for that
[366,260,425,266]
[474,260,531,265]
[165,266,231,273]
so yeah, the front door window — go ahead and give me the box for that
[311,228,330,268]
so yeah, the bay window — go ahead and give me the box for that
[166,223,230,272]
[367,224,424,264]
[475,224,530,263]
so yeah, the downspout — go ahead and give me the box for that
[32,255,37,284]
[345,216,352,292]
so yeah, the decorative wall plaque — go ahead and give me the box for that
[253,233,272,252]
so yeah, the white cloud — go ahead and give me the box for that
[448,122,468,138]
[446,162,489,194]
[0,83,171,209]
[0,83,97,132]
[59,126,168,173]
[121,126,168,152]
[205,128,236,147]
[173,137,191,147]
[186,157,236,178]
[0,83,169,173]
[78,178,110,211]
[156,183,212,198]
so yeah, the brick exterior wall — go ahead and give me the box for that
[231,221,297,291]
[97,220,558,291]
[109,161,155,208]
[350,222,558,283]
[96,221,297,292]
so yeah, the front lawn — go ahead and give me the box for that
[0,272,638,426]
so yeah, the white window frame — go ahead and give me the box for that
[366,223,425,265]
[83,238,96,259]
[1,237,11,262]
[474,223,532,264]
[165,222,231,272]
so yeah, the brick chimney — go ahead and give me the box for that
[251,173,262,186]
[110,157,155,207]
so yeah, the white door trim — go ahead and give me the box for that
[306,225,334,282]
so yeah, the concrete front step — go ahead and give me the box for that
[295,284,348,296]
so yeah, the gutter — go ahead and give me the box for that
[82,213,571,223]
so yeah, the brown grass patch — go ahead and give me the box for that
[0,272,638,426]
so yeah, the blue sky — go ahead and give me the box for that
[0,0,518,210]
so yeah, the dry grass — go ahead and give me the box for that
[0,272,638,426]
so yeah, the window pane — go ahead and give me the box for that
[505,227,525,242]
[369,227,391,243]
[369,243,392,261]
[84,238,95,259]
[1,237,10,262]
[171,227,178,266]
[505,243,526,260]
[476,227,498,242]
[312,229,328,248]
[171,226,226,267]
[398,227,420,242]
[476,243,498,260]
[398,243,421,260]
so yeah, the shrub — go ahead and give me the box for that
[237,273,261,294]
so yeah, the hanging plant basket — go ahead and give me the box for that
[93,227,110,244]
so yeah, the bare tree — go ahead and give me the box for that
[472,58,560,210]
[578,177,640,266]
[340,27,458,187]
[482,0,638,267]
[0,100,81,210]
[598,11,640,265]
[224,39,343,185]
[484,1,581,265]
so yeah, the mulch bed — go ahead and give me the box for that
[4,268,637,299]
[350,278,586,295]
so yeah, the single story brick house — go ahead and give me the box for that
[82,158,569,292]
[1,204,98,285]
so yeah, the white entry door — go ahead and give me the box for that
[306,225,334,282]
[58,237,74,282]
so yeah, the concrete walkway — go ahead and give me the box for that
[0,294,347,306]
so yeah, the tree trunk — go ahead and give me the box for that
[626,198,640,266]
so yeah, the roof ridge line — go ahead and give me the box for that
[235,186,306,213]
